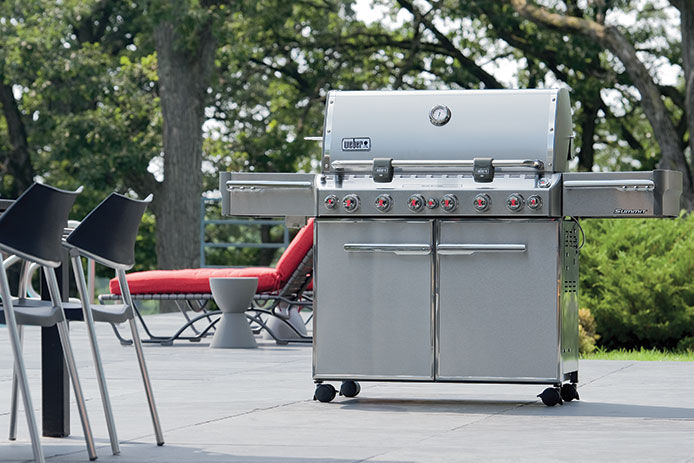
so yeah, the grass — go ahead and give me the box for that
[582,347,694,361]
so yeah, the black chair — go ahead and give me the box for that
[0,183,96,462]
[62,192,164,452]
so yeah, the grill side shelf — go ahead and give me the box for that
[562,170,682,218]
[223,172,316,218]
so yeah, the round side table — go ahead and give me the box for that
[209,277,258,348]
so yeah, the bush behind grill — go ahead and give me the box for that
[580,212,694,350]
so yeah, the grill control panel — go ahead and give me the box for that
[317,173,561,217]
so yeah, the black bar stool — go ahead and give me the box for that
[0,182,97,462]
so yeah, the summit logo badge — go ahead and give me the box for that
[614,208,647,214]
[342,137,371,151]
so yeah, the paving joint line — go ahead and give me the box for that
[578,362,636,388]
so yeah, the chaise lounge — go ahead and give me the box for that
[101,218,314,345]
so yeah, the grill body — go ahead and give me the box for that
[220,89,682,396]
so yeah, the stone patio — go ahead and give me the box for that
[1,313,693,462]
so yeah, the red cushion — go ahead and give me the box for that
[110,219,314,296]
[110,267,279,295]
[275,218,314,283]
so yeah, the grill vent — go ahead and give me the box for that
[564,280,578,293]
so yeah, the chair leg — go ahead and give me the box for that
[44,267,98,461]
[9,325,22,441]
[117,269,165,446]
[0,267,45,463]
[72,256,120,455]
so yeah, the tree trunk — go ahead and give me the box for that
[578,95,599,171]
[679,1,694,169]
[152,18,216,270]
[0,69,34,196]
[510,0,694,209]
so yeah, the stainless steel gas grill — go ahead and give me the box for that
[220,89,682,406]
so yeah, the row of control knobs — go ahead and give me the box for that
[324,193,542,212]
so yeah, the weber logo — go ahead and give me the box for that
[614,208,647,214]
[342,137,371,151]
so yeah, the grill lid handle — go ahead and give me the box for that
[473,158,495,183]
[372,158,394,183]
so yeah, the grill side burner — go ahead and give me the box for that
[220,89,682,406]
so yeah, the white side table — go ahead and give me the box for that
[209,277,258,348]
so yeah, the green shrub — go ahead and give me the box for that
[678,336,694,352]
[578,308,599,354]
[579,212,694,350]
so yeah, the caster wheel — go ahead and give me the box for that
[560,383,579,402]
[538,387,563,406]
[314,384,336,403]
[340,381,361,398]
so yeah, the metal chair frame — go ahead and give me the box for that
[99,249,314,346]
[59,193,164,454]
[0,183,97,462]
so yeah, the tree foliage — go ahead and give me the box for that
[1,0,692,275]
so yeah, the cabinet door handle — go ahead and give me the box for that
[344,243,432,256]
[437,243,526,255]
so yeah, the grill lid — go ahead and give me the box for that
[322,89,573,174]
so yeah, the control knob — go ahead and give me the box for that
[408,194,425,212]
[527,195,542,210]
[426,198,438,209]
[375,194,393,212]
[441,194,458,213]
[506,193,524,212]
[324,195,338,209]
[473,194,490,212]
[343,194,359,212]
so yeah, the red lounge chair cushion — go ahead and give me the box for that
[275,218,314,283]
[110,219,314,296]
[110,267,279,295]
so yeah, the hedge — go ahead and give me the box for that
[579,212,694,350]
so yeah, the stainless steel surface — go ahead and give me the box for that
[436,220,565,381]
[436,243,527,255]
[316,173,563,217]
[220,88,683,396]
[323,89,572,172]
[0,265,45,462]
[73,256,120,455]
[563,179,654,189]
[563,170,683,217]
[560,221,580,376]
[330,158,545,171]
[45,267,97,461]
[224,172,315,217]
[118,269,165,446]
[343,243,432,255]
[8,325,20,441]
[226,180,314,188]
[314,220,435,380]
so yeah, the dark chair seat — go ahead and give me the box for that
[0,299,61,327]
[90,304,130,324]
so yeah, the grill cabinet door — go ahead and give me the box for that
[314,219,434,380]
[437,220,560,382]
